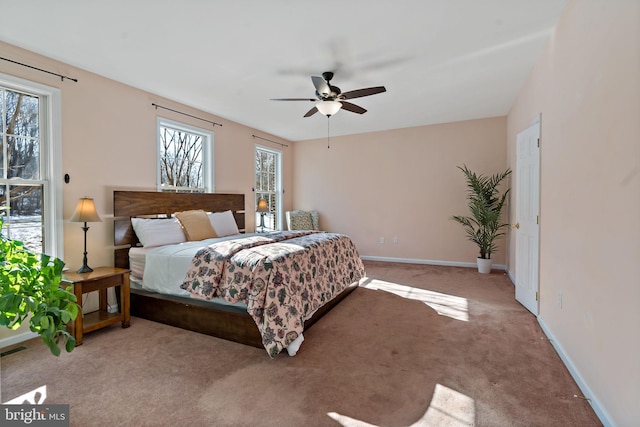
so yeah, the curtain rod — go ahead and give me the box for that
[0,56,78,82]
[252,134,288,148]
[152,103,222,127]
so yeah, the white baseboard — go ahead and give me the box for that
[360,255,507,271]
[538,317,614,427]
[0,331,38,350]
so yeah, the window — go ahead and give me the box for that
[254,146,282,231]
[0,75,62,257]
[157,118,213,192]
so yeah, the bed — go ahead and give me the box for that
[113,190,365,357]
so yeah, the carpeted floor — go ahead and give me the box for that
[0,262,601,426]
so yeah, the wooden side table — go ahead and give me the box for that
[62,267,130,346]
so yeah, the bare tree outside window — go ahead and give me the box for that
[0,88,44,253]
[158,120,212,193]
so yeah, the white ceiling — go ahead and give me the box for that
[0,1,567,142]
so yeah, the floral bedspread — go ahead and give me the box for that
[180,231,365,357]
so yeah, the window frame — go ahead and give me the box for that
[156,117,214,193]
[254,144,283,231]
[0,73,63,259]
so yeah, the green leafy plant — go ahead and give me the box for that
[0,214,79,356]
[451,165,512,260]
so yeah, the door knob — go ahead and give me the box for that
[512,223,520,229]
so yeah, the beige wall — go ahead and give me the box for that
[507,1,640,425]
[0,320,33,343]
[0,41,293,342]
[293,116,508,265]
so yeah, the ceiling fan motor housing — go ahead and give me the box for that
[317,87,341,100]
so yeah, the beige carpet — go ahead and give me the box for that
[0,262,601,426]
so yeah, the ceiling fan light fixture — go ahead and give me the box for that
[316,100,341,117]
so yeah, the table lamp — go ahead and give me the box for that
[69,197,102,273]
[256,198,269,233]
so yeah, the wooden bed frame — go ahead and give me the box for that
[113,190,357,350]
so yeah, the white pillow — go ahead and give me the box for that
[131,217,187,247]
[208,210,240,237]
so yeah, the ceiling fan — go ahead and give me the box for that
[271,71,386,117]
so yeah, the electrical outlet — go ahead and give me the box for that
[393,237,398,244]
[379,237,385,244]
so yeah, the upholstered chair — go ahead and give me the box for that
[286,210,319,231]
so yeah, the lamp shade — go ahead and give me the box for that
[316,100,341,117]
[257,198,269,213]
[69,197,102,223]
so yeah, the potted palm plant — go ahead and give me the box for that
[451,165,511,273]
[0,214,79,355]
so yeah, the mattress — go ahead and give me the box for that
[129,246,149,280]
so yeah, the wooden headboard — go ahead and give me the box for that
[113,191,245,269]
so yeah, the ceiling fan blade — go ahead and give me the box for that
[270,98,316,101]
[311,76,331,97]
[340,101,367,114]
[340,86,386,100]
[304,106,318,117]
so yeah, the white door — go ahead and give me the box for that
[515,120,540,315]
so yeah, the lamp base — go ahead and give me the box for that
[78,226,93,274]
[77,264,93,274]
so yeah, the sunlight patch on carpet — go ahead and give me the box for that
[3,385,47,404]
[416,384,475,426]
[361,278,469,321]
[327,383,475,426]
[327,412,378,427]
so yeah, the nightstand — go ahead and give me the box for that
[62,267,130,346]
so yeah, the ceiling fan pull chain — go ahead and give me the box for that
[327,116,331,149]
